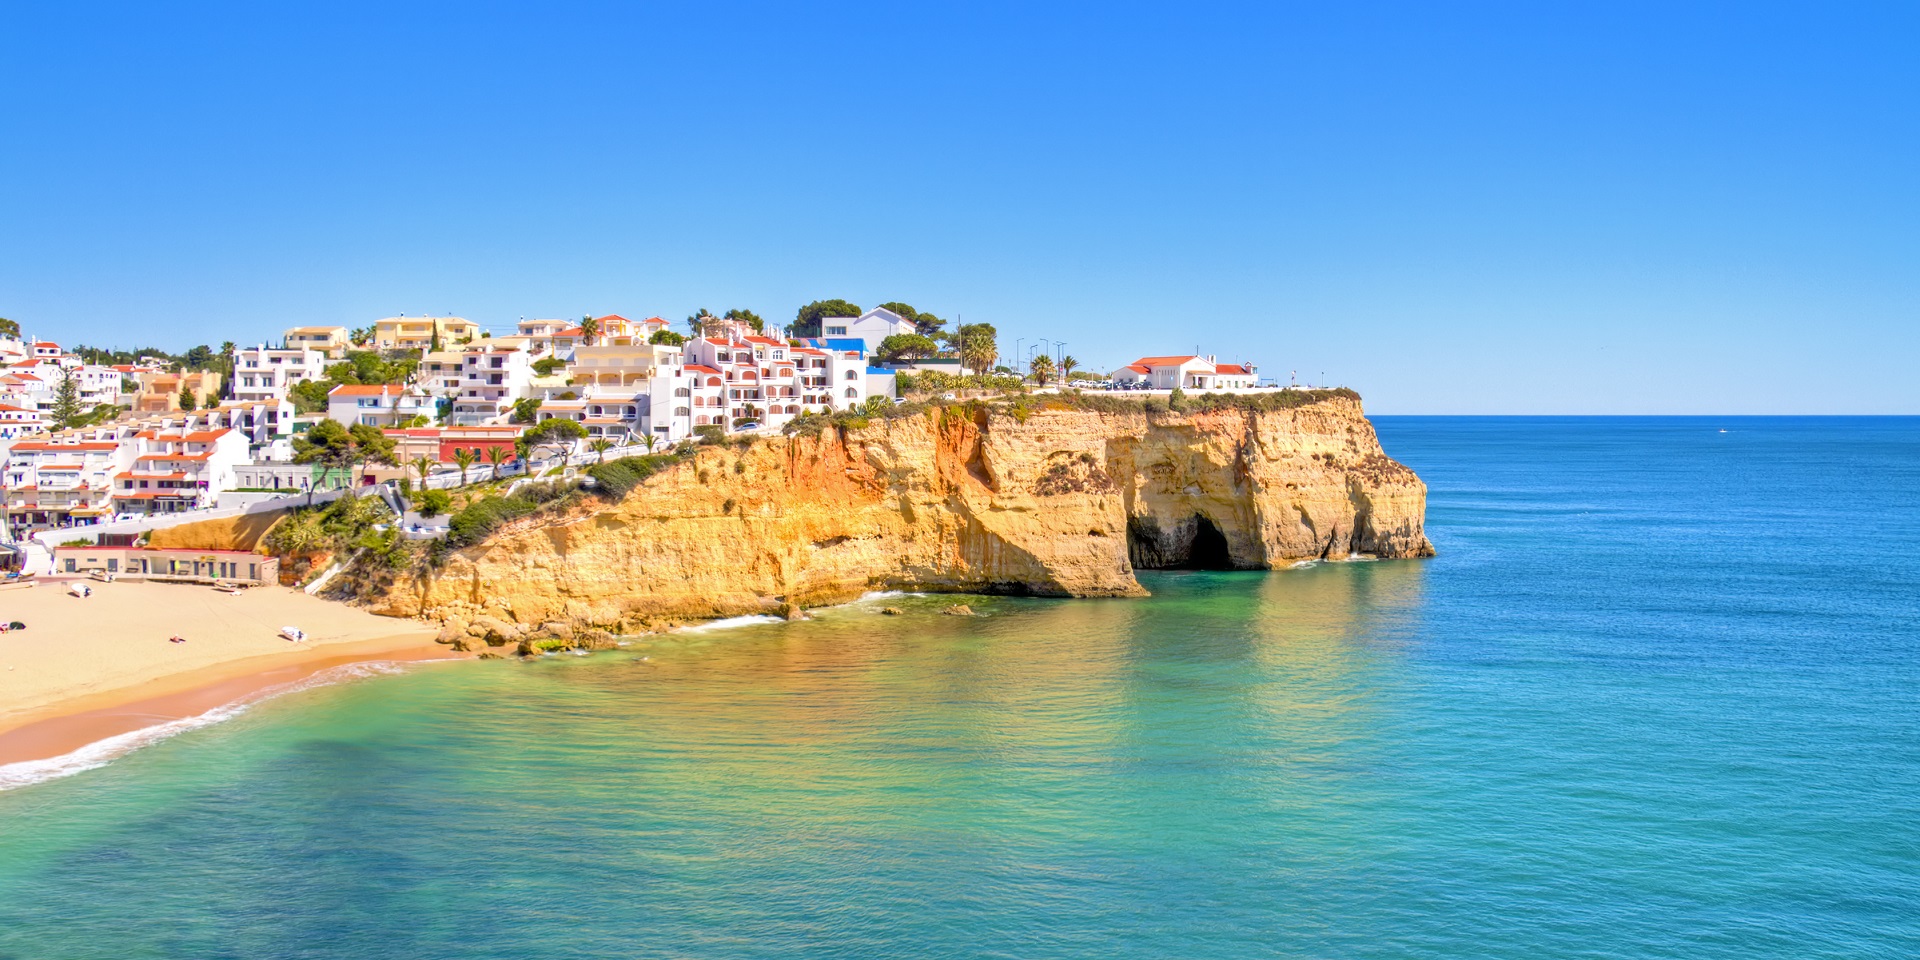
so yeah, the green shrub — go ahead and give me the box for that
[693,425,726,445]
[447,495,540,547]
[417,489,452,518]
[586,454,675,501]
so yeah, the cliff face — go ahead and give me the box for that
[368,397,1432,631]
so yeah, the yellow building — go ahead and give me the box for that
[133,370,224,413]
[282,325,352,358]
[373,316,481,351]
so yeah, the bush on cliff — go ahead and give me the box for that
[586,453,676,501]
[447,493,540,547]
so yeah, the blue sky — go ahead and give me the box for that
[2,1,1915,413]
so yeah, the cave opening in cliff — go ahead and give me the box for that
[1184,515,1235,569]
[1130,514,1237,570]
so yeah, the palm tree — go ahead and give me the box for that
[640,433,657,454]
[411,455,436,490]
[589,438,612,463]
[485,445,509,482]
[1029,354,1056,386]
[1059,355,1079,382]
[452,447,479,486]
[579,315,600,346]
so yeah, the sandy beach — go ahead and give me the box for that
[0,579,451,767]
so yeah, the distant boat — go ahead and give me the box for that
[1719,429,1728,433]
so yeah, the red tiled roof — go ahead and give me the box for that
[594,314,631,325]
[555,326,586,337]
[684,365,722,375]
[743,336,784,346]
[117,471,190,481]
[1214,364,1251,375]
[1132,355,1203,367]
[328,384,405,396]
[12,441,119,451]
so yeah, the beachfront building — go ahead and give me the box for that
[673,335,873,435]
[283,325,353,358]
[3,436,133,529]
[326,384,435,428]
[372,315,481,351]
[1108,355,1259,390]
[230,344,327,402]
[114,427,249,515]
[450,341,534,426]
[53,545,279,585]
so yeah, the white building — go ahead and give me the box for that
[327,384,436,428]
[114,427,250,515]
[1109,355,1259,390]
[815,307,921,356]
[231,345,327,402]
[4,436,131,529]
[451,341,535,426]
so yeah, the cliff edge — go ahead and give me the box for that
[366,394,1432,631]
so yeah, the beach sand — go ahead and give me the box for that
[0,579,452,767]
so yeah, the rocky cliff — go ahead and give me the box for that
[366,394,1432,632]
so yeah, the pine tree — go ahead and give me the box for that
[51,368,82,428]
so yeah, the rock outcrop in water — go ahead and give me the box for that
[365,394,1431,631]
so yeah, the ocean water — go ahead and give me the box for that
[0,417,1915,959]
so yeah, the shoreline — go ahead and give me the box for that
[0,580,461,773]
[0,633,459,770]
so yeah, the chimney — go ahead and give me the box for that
[1207,354,1216,365]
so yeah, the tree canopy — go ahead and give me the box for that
[877,301,945,332]
[723,308,764,332]
[649,329,688,346]
[0,318,18,338]
[517,417,586,460]
[792,299,862,338]
[875,333,939,362]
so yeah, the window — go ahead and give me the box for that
[845,387,858,398]
[845,370,857,380]
[827,326,847,335]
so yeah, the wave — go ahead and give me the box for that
[674,614,785,633]
[0,661,410,793]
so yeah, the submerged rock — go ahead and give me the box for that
[943,604,974,617]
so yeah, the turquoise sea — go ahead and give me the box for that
[1,417,1916,959]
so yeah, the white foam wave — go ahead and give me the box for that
[1289,560,1320,569]
[857,590,905,601]
[0,661,410,793]
[675,614,784,633]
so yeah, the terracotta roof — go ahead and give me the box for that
[137,452,213,462]
[743,336,784,346]
[684,365,722,375]
[1132,355,1203,367]
[1214,364,1251,375]
[36,463,85,470]
[328,384,405,396]
[1122,364,1150,374]
[12,442,119,451]
[556,326,586,337]
[594,314,631,325]
[114,490,199,499]
[117,471,190,481]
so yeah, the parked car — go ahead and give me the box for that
[735,420,762,431]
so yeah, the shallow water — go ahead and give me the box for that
[0,417,1915,959]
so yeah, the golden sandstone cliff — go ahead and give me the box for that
[365,394,1432,632]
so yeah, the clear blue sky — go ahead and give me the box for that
[3,1,1915,413]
